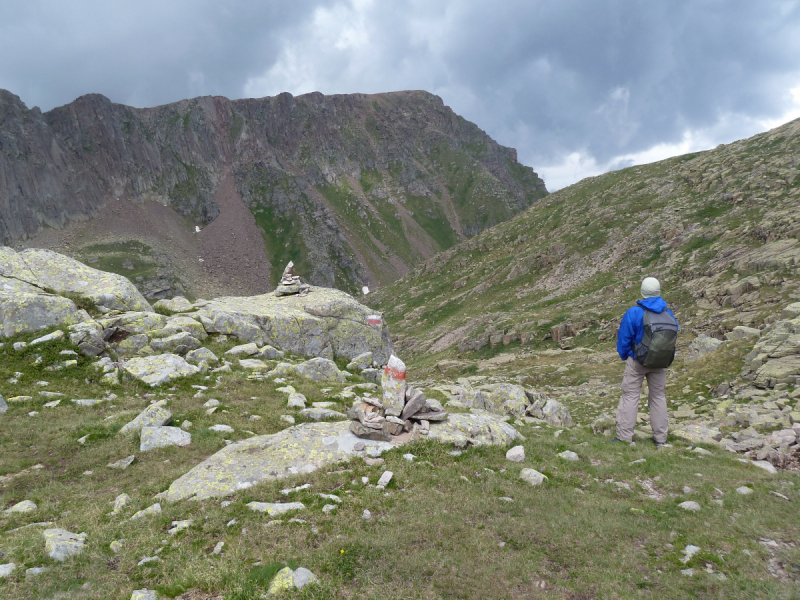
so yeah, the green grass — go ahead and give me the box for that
[1,315,799,599]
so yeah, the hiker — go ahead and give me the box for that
[614,277,679,446]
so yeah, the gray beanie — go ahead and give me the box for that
[641,277,661,298]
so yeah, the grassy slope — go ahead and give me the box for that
[369,117,800,376]
[0,328,798,599]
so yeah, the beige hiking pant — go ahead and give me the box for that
[615,357,669,443]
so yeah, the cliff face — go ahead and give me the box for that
[0,89,547,296]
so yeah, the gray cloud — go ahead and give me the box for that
[1,0,799,189]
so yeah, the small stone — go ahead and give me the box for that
[204,399,220,408]
[110,540,124,553]
[280,414,296,424]
[137,556,160,566]
[558,450,579,461]
[322,504,337,513]
[43,528,87,561]
[108,455,136,470]
[131,590,158,600]
[681,544,701,563]
[506,445,525,463]
[362,509,372,520]
[267,567,295,595]
[247,502,305,516]
[111,493,132,514]
[209,424,234,433]
[25,567,49,577]
[129,503,161,520]
[403,453,416,462]
[287,393,307,409]
[354,442,366,451]
[630,458,646,465]
[692,447,712,456]
[4,500,37,514]
[0,563,16,578]
[293,567,319,589]
[681,568,695,576]
[31,330,65,345]
[377,471,393,487]
[499,497,514,502]
[736,486,753,495]
[181,420,192,430]
[750,460,778,474]
[212,541,224,555]
[168,519,193,535]
[678,501,701,512]
[520,468,547,486]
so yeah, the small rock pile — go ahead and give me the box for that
[275,262,311,297]
[348,355,448,441]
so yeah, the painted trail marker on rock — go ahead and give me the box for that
[382,355,407,417]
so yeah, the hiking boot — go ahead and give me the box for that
[653,439,666,447]
[610,437,626,443]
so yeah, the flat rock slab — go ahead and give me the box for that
[159,421,398,502]
[193,287,393,363]
[43,528,86,561]
[247,501,305,516]
[120,404,173,434]
[161,414,523,502]
[300,408,347,420]
[140,426,191,451]
[4,500,37,514]
[426,413,523,448]
[122,354,200,386]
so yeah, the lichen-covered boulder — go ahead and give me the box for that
[267,566,319,596]
[154,296,194,313]
[97,312,167,335]
[686,335,723,361]
[159,421,397,502]
[0,291,87,338]
[193,287,393,363]
[672,423,723,446]
[43,528,86,561]
[149,331,201,354]
[140,426,191,451]
[426,413,523,448]
[185,347,218,364]
[121,354,200,386]
[9,248,151,312]
[294,357,347,382]
[68,321,106,356]
[462,384,529,417]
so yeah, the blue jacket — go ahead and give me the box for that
[616,296,678,361]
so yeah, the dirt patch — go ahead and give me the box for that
[198,170,272,297]
[19,172,273,300]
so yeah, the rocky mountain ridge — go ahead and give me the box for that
[370,115,800,371]
[0,88,547,298]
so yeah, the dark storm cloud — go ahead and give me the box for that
[1,0,799,189]
[0,0,333,109]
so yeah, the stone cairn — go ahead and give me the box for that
[275,261,311,297]
[347,355,448,441]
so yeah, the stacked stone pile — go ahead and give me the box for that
[275,262,311,297]
[348,355,449,442]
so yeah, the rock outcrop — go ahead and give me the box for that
[1,88,547,295]
[743,308,800,388]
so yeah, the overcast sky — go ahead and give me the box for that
[2,1,799,190]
